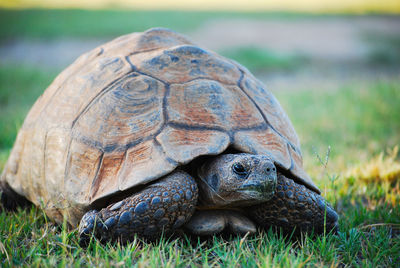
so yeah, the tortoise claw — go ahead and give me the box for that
[79,210,101,246]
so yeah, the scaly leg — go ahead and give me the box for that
[79,171,198,245]
[248,174,338,235]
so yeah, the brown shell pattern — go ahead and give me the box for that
[0,28,319,226]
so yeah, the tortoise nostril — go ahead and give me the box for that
[266,168,270,172]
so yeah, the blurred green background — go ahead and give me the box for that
[0,1,399,266]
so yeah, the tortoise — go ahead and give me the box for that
[0,28,338,244]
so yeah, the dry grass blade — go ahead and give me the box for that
[358,223,400,230]
[0,241,10,263]
[239,231,250,247]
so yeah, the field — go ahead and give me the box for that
[0,9,400,267]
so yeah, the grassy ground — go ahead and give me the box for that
[1,9,400,267]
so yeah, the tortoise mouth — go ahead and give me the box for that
[239,182,276,197]
[236,180,276,203]
[238,189,275,202]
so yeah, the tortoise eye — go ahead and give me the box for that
[232,163,248,176]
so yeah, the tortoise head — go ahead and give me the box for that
[197,154,277,207]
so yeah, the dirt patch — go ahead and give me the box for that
[190,16,400,61]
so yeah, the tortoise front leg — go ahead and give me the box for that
[248,174,338,235]
[79,171,198,245]
[0,181,31,211]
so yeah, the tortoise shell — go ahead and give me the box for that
[0,28,319,226]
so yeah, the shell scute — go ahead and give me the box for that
[128,45,241,84]
[117,140,176,192]
[44,128,70,204]
[239,73,301,152]
[156,126,230,164]
[233,128,292,170]
[25,128,46,203]
[167,80,265,130]
[65,140,103,205]
[133,28,194,53]
[89,151,125,201]
[73,74,165,153]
